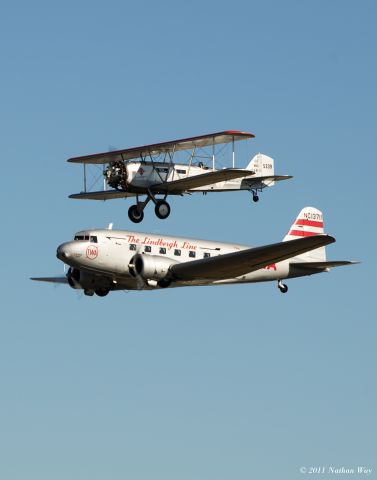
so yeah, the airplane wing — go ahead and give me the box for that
[169,235,335,282]
[30,276,68,284]
[67,130,254,164]
[150,168,255,194]
[69,190,137,200]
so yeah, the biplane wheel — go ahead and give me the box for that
[278,283,288,293]
[155,200,171,220]
[95,288,109,297]
[128,205,144,223]
[252,194,259,202]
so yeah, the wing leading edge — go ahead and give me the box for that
[68,130,254,165]
[169,235,336,282]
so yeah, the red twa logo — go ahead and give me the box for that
[86,245,98,260]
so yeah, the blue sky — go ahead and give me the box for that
[0,1,376,479]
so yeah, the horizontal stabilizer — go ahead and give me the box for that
[169,234,335,282]
[30,276,68,284]
[290,260,359,271]
[243,174,292,187]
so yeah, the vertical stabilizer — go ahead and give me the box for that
[247,153,275,185]
[283,207,326,262]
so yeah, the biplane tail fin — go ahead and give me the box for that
[283,206,326,262]
[247,153,275,184]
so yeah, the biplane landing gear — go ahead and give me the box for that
[155,200,171,220]
[128,205,144,223]
[252,194,259,202]
[278,280,288,293]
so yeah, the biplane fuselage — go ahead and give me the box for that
[112,160,255,193]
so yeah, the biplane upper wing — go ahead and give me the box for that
[169,235,335,281]
[67,130,254,165]
[150,168,255,194]
[69,190,137,200]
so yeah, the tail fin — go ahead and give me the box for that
[283,207,326,262]
[247,153,275,185]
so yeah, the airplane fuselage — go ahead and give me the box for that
[56,228,308,294]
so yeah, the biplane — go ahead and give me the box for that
[68,131,292,223]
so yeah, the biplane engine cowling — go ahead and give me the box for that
[105,161,129,190]
[129,254,178,281]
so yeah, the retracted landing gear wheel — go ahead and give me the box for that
[84,289,95,296]
[252,194,259,202]
[95,288,110,297]
[157,278,171,288]
[128,205,144,223]
[278,281,288,293]
[155,200,171,219]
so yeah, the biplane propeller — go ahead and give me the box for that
[68,131,292,223]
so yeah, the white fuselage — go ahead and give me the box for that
[125,161,253,192]
[56,228,300,292]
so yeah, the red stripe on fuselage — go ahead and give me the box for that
[295,219,323,228]
[288,230,319,237]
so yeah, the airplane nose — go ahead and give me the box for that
[56,244,70,260]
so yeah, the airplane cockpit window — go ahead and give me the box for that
[74,235,84,241]
[84,235,89,240]
[90,236,97,243]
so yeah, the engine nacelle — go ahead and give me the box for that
[66,268,110,290]
[129,254,178,281]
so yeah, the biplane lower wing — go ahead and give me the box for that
[169,235,335,281]
[151,168,254,194]
[69,190,137,200]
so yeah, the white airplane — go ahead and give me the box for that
[31,207,356,297]
[68,131,292,223]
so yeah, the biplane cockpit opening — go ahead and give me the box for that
[67,131,292,224]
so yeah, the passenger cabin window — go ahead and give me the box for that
[174,249,181,256]
[144,246,152,253]
[129,244,137,251]
[159,247,166,254]
[176,169,186,174]
[156,167,169,173]
[189,251,196,258]
[203,252,211,258]
[90,236,97,243]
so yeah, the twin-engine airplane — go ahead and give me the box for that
[68,131,292,223]
[31,207,356,297]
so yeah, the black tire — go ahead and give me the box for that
[279,284,288,293]
[253,195,259,203]
[95,288,109,297]
[155,200,171,219]
[157,278,171,288]
[128,205,144,223]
